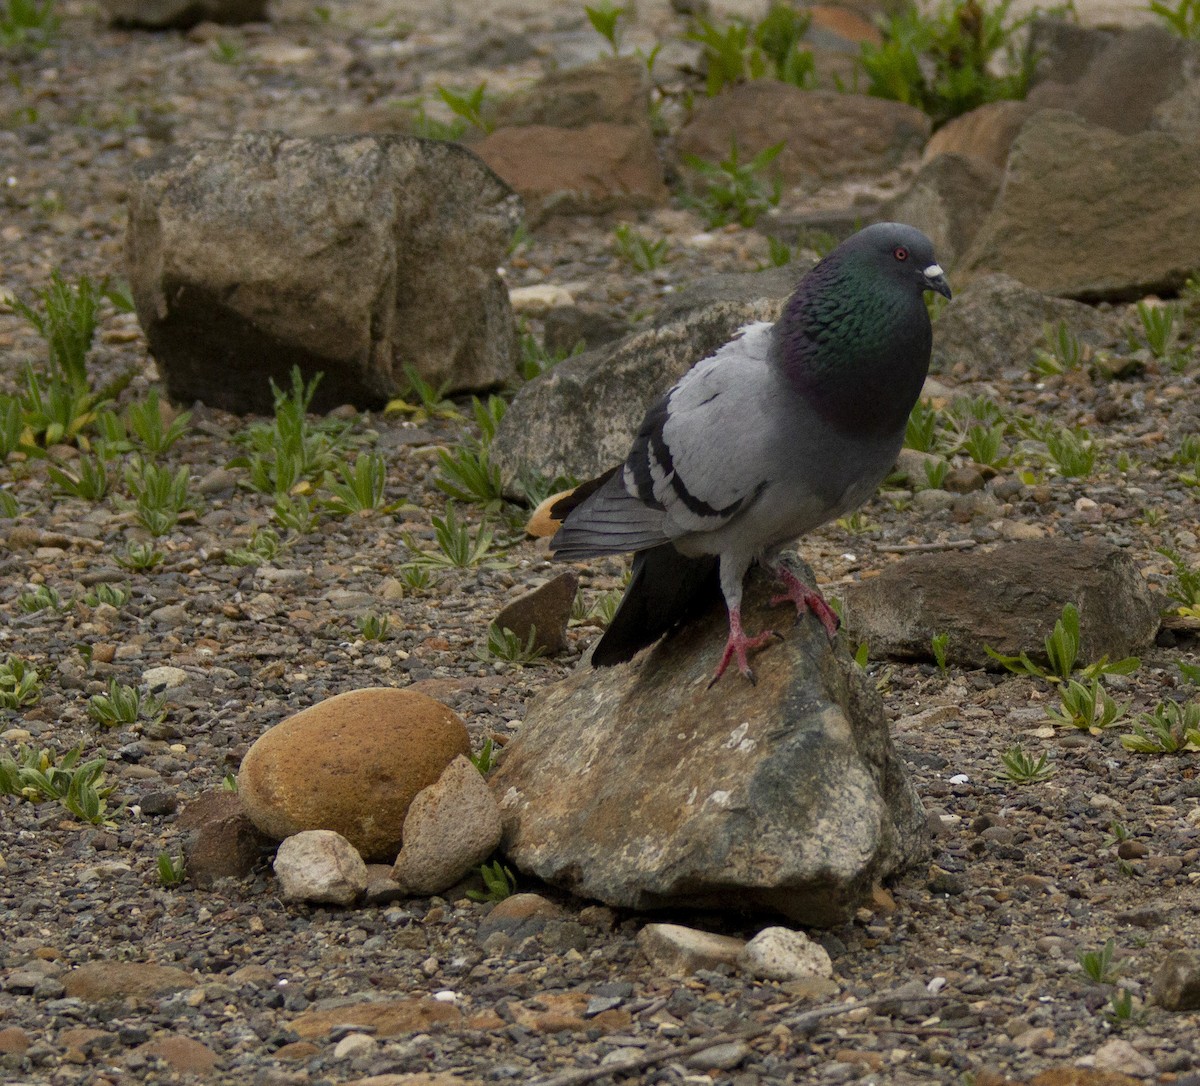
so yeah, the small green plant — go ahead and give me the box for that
[11,271,100,390]
[126,390,190,458]
[858,0,1037,127]
[682,139,783,229]
[83,582,130,608]
[585,1,626,53]
[588,589,623,627]
[1031,321,1084,376]
[124,460,198,536]
[385,364,460,422]
[479,624,547,665]
[1180,660,1200,684]
[435,82,494,134]
[1120,700,1200,753]
[466,859,517,903]
[470,737,497,774]
[1045,678,1128,734]
[18,584,62,613]
[87,679,166,728]
[0,395,23,460]
[613,224,669,271]
[1158,545,1200,615]
[1045,426,1097,478]
[0,0,59,50]
[1104,988,1146,1027]
[225,527,283,567]
[408,505,498,569]
[436,445,504,510]
[763,236,793,268]
[395,562,440,594]
[998,744,1055,783]
[931,632,949,672]
[1152,0,1200,37]
[837,510,876,535]
[686,5,814,95]
[904,399,943,453]
[517,330,583,382]
[273,494,320,534]
[115,541,165,571]
[357,612,391,641]
[156,852,186,888]
[47,453,110,500]
[407,103,468,141]
[921,458,950,491]
[210,37,244,64]
[0,744,118,825]
[1130,301,1180,359]
[986,603,1140,684]
[222,773,238,792]
[323,453,395,516]
[853,641,870,668]
[0,655,42,709]
[960,422,1006,468]
[1077,939,1120,984]
[0,489,20,518]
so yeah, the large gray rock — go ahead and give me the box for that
[677,82,930,182]
[126,134,521,414]
[491,270,800,486]
[841,539,1160,669]
[931,273,1118,378]
[877,153,1001,270]
[490,558,928,927]
[958,111,1200,301]
[99,0,264,28]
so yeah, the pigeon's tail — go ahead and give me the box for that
[591,544,721,667]
[550,470,669,558]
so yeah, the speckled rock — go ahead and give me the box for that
[493,571,579,654]
[62,962,198,1001]
[273,829,369,905]
[238,687,470,862]
[737,927,834,981]
[392,756,503,895]
[637,923,745,976]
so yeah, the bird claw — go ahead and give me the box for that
[770,570,840,640]
[708,627,777,687]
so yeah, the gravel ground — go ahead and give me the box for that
[2,1,1200,1084]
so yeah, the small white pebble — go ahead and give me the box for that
[948,773,970,784]
[432,990,457,1002]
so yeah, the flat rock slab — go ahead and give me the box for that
[842,539,1160,668]
[491,560,927,927]
[127,133,520,413]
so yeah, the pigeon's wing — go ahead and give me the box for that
[623,322,776,540]
[551,323,776,559]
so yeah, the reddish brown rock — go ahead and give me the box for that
[238,687,470,862]
[136,1035,219,1075]
[63,962,198,1002]
[922,100,1035,170]
[0,1028,31,1054]
[476,123,667,222]
[491,57,650,130]
[290,998,462,1040]
[678,83,929,182]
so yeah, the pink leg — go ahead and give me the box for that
[708,605,780,688]
[770,566,840,640]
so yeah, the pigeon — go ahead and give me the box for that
[549,222,951,684]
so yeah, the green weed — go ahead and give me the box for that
[613,224,669,271]
[436,445,504,510]
[682,140,783,229]
[985,603,1139,684]
[124,460,198,536]
[156,852,186,888]
[1045,678,1128,734]
[585,1,626,53]
[18,584,61,613]
[82,582,130,608]
[686,5,814,95]
[47,453,110,500]
[225,527,283,567]
[479,624,546,665]
[466,859,517,903]
[115,541,164,571]
[0,655,41,709]
[1120,700,1200,753]
[1045,426,1097,478]
[931,632,949,672]
[904,399,943,452]
[126,390,190,457]
[407,505,498,569]
[323,452,396,516]
[385,364,460,422]
[1031,321,1084,376]
[1077,939,1120,984]
[998,744,1054,783]
[357,612,391,641]
[0,744,118,825]
[436,83,494,134]
[0,0,59,50]
[87,679,166,728]
[518,330,584,382]
[470,737,497,774]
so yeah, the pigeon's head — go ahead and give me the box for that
[835,222,952,302]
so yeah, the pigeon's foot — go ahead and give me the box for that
[708,607,781,687]
[770,566,840,640]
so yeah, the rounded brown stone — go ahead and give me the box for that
[238,688,470,862]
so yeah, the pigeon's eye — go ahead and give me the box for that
[893,246,909,262]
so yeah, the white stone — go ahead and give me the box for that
[637,923,745,976]
[141,665,189,690]
[1086,1038,1156,1078]
[332,1032,377,1060]
[508,284,574,316]
[273,830,368,906]
[736,926,834,982]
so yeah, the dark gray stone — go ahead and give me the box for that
[494,571,579,655]
[99,0,265,28]
[841,539,1161,669]
[490,557,928,927]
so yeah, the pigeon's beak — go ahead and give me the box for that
[923,263,952,300]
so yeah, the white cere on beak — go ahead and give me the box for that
[924,263,943,279]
